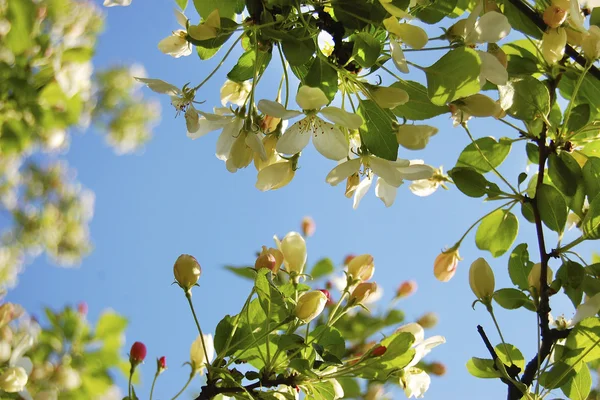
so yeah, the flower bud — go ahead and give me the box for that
[396,125,438,150]
[566,27,585,46]
[157,356,167,374]
[77,302,88,316]
[347,254,375,281]
[301,216,316,237]
[416,312,438,329]
[350,282,378,305]
[365,384,385,400]
[261,115,281,134]
[319,289,333,304]
[454,94,503,118]
[255,246,279,273]
[295,290,328,323]
[0,366,28,393]
[446,19,468,41]
[396,280,417,298]
[173,254,201,293]
[371,345,387,357]
[255,160,295,191]
[542,28,567,65]
[129,341,147,366]
[434,248,461,282]
[582,26,600,61]
[429,362,446,376]
[277,232,307,275]
[0,341,10,363]
[469,257,495,302]
[190,334,215,374]
[228,131,254,170]
[343,254,355,265]
[371,85,409,109]
[543,5,568,29]
[528,263,553,295]
[254,134,280,171]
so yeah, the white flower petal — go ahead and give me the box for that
[158,33,192,58]
[319,107,363,129]
[258,100,302,119]
[256,161,294,191]
[395,23,428,49]
[312,119,349,161]
[175,9,188,27]
[396,125,438,150]
[353,176,373,209]
[296,86,329,110]
[409,179,440,197]
[276,119,311,155]
[135,77,181,96]
[188,115,232,139]
[403,369,431,398]
[477,51,508,86]
[390,39,409,73]
[375,177,398,207]
[474,11,511,43]
[245,131,267,161]
[185,107,200,134]
[216,117,244,160]
[103,0,132,6]
[369,156,403,187]
[397,322,425,343]
[397,164,436,180]
[572,293,600,325]
[325,159,362,186]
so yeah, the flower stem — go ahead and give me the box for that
[149,370,159,400]
[193,34,243,92]
[170,372,194,400]
[185,292,210,376]
[486,304,513,365]
[128,366,134,399]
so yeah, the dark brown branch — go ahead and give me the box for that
[194,374,299,400]
[506,0,600,80]
[477,326,521,394]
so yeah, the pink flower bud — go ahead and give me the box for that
[157,356,167,373]
[433,248,461,282]
[301,216,316,237]
[343,254,356,265]
[416,312,438,329]
[430,362,446,376]
[129,342,147,366]
[77,302,88,316]
[396,280,417,298]
[543,5,567,29]
[319,289,333,304]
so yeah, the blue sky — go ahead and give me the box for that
[7,1,596,399]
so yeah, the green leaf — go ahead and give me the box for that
[566,317,600,363]
[583,157,600,201]
[475,209,519,257]
[466,357,501,378]
[456,137,512,174]
[592,7,600,26]
[582,193,600,239]
[224,265,256,279]
[556,261,585,308]
[561,362,592,400]
[537,184,568,233]
[548,152,581,197]
[195,18,238,60]
[539,362,576,389]
[176,0,188,9]
[96,311,128,340]
[448,167,490,198]
[559,71,600,117]
[493,288,533,310]
[499,76,551,121]
[503,0,542,39]
[495,343,525,370]
[282,29,315,66]
[357,100,399,161]
[5,0,35,55]
[526,143,539,164]
[508,243,533,291]
[425,47,481,106]
[304,57,338,102]
[566,104,591,134]
[310,258,335,280]
[337,378,361,398]
[193,0,244,18]
[416,0,458,24]
[331,0,370,30]
[391,80,448,120]
[309,326,346,359]
[214,315,252,357]
[352,33,381,68]
[227,49,272,82]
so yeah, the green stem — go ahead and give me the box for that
[193,34,243,91]
[128,366,134,399]
[185,292,211,377]
[455,201,517,246]
[403,46,454,52]
[170,372,194,400]
[462,123,519,195]
[149,371,159,400]
[554,235,585,255]
[487,305,513,365]
[277,42,290,109]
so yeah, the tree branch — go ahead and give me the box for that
[477,325,521,393]
[506,0,600,80]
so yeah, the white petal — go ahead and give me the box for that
[572,293,600,325]
[397,164,436,180]
[409,179,439,197]
[175,9,188,27]
[353,176,373,209]
[395,23,428,49]
[245,131,267,161]
[312,119,349,161]
[390,40,409,74]
[396,323,425,343]
[14,357,33,375]
[256,162,294,191]
[135,77,181,96]
[276,119,311,155]
[396,125,438,150]
[319,107,363,129]
[369,156,403,187]
[474,11,511,43]
[296,86,329,110]
[216,118,243,160]
[325,159,362,186]
[375,177,398,207]
[258,100,302,119]
[477,51,508,86]
[103,0,131,6]
[403,369,431,398]
[188,115,232,139]
[185,107,200,134]
[158,33,192,58]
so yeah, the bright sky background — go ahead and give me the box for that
[7,1,597,399]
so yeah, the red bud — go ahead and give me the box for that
[129,342,147,365]
[372,345,387,357]
[77,302,88,315]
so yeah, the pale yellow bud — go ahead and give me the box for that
[542,28,567,65]
[345,173,360,198]
[582,26,600,61]
[0,367,28,393]
[278,232,307,275]
[350,282,378,305]
[454,94,503,118]
[347,254,375,281]
[173,254,201,293]
[254,134,279,171]
[416,312,438,329]
[543,5,568,29]
[190,334,214,374]
[528,263,553,295]
[371,86,409,109]
[301,216,316,237]
[469,257,495,302]
[434,248,461,282]
[295,291,328,322]
[0,340,10,363]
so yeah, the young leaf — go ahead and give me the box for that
[493,288,532,310]
[561,362,592,400]
[227,49,272,82]
[548,152,581,197]
[456,137,512,174]
[305,57,338,102]
[425,47,481,106]
[508,243,533,291]
[310,258,335,280]
[448,167,491,198]
[391,80,448,120]
[536,184,568,233]
[193,0,244,18]
[475,209,519,257]
[582,157,600,201]
[352,33,381,68]
[499,76,551,121]
[582,193,600,239]
[466,357,501,378]
[357,100,399,161]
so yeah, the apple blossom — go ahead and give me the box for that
[409,166,446,197]
[453,94,504,118]
[103,0,131,6]
[434,247,461,282]
[396,280,418,298]
[383,17,428,73]
[416,312,438,329]
[190,334,215,374]
[258,86,363,160]
[542,28,567,64]
[350,282,378,305]
[582,26,600,60]
[158,10,192,58]
[295,291,328,323]
[187,9,220,41]
[395,322,446,368]
[0,366,28,393]
[220,80,252,107]
[301,216,316,237]
[56,366,82,390]
[129,341,147,365]
[543,4,568,28]
[400,367,431,398]
[158,356,167,373]
[430,362,447,376]
[274,232,307,276]
[370,85,410,109]
[255,246,280,273]
[255,158,296,191]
